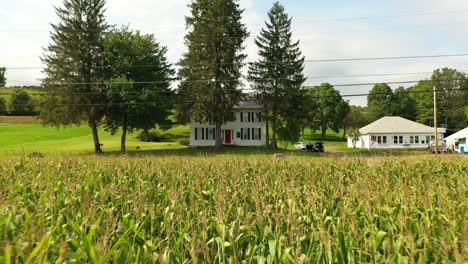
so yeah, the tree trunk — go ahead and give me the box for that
[271,117,277,149]
[265,119,270,147]
[215,122,222,150]
[121,116,127,155]
[90,121,103,155]
[321,125,327,140]
[342,125,347,139]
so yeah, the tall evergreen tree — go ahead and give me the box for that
[177,0,249,149]
[248,1,306,148]
[41,0,109,154]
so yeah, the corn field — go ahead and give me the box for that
[0,155,466,263]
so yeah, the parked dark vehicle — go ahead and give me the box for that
[306,142,325,152]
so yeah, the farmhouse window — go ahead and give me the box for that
[410,136,414,144]
[253,112,262,122]
[377,136,382,144]
[241,128,250,140]
[426,136,430,143]
[253,128,262,140]
[415,136,419,144]
[371,136,377,144]
[236,132,241,138]
[209,128,215,140]
[394,136,398,144]
[383,136,387,144]
[399,136,403,144]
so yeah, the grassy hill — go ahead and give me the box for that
[0,121,190,155]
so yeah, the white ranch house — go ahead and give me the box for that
[445,127,468,154]
[347,116,446,150]
[190,101,266,147]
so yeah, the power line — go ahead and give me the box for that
[5,52,468,71]
[5,88,465,108]
[2,9,466,33]
[8,69,468,86]
[1,79,466,97]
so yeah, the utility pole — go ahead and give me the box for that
[433,85,438,155]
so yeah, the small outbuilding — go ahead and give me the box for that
[445,127,468,154]
[347,116,446,150]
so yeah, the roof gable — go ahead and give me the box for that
[445,127,468,140]
[359,116,444,134]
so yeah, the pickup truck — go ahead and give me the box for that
[428,141,447,154]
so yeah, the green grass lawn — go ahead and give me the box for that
[0,123,189,155]
[0,117,427,157]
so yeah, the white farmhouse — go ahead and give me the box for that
[347,116,446,150]
[190,101,266,147]
[445,127,468,154]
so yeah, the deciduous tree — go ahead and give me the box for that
[308,83,349,139]
[410,81,434,126]
[348,128,362,148]
[0,97,7,115]
[0,67,6,87]
[432,68,468,129]
[367,83,396,121]
[394,86,416,120]
[103,28,174,154]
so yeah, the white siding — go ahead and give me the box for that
[348,133,445,150]
[190,110,266,147]
[445,128,468,154]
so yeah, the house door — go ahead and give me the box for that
[224,130,232,144]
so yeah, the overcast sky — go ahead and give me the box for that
[2,0,468,105]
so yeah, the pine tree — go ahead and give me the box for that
[177,0,249,149]
[41,0,109,154]
[248,1,306,148]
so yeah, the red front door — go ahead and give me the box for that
[225,130,232,144]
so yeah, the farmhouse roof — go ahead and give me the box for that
[445,127,468,140]
[233,100,263,110]
[359,116,446,134]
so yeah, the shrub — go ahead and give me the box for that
[137,130,167,142]
[0,97,6,115]
[9,89,34,116]
[178,138,190,146]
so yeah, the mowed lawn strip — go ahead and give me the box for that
[0,123,189,155]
